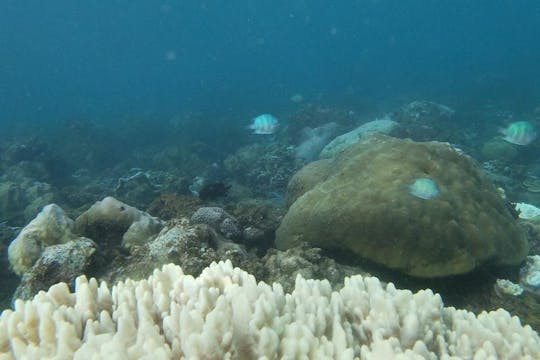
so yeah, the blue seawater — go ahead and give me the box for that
[1,1,539,136]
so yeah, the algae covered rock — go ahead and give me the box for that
[13,237,97,300]
[74,196,163,249]
[8,204,79,275]
[392,100,456,142]
[276,135,528,278]
[190,206,241,239]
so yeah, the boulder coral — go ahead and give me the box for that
[276,135,529,278]
[8,204,79,276]
[74,196,163,249]
[8,198,164,278]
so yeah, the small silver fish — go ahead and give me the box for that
[499,121,537,145]
[249,114,279,135]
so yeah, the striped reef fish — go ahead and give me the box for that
[249,114,279,134]
[499,121,537,145]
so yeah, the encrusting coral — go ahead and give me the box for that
[0,260,538,359]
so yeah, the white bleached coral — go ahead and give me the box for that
[516,202,540,220]
[0,261,539,359]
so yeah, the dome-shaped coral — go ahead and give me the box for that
[276,135,528,277]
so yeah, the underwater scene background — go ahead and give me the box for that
[1,1,540,357]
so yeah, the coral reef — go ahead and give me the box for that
[0,178,58,226]
[294,122,339,162]
[5,197,540,337]
[0,182,28,224]
[74,196,163,249]
[190,207,241,239]
[523,176,540,193]
[392,100,456,142]
[112,168,191,210]
[520,255,540,296]
[224,143,298,195]
[276,135,528,277]
[494,278,524,297]
[146,193,202,220]
[0,223,20,309]
[481,137,519,161]
[100,219,261,285]
[197,181,230,201]
[516,202,540,220]
[227,198,285,249]
[262,244,363,293]
[8,204,80,276]
[50,118,132,172]
[13,237,97,301]
[1,136,71,183]
[1,261,538,359]
[3,100,540,354]
[285,104,357,142]
[114,169,163,208]
[320,116,399,158]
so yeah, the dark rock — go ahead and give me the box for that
[197,182,230,201]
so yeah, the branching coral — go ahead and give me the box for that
[0,261,538,359]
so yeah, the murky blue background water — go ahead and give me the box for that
[1,1,539,133]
